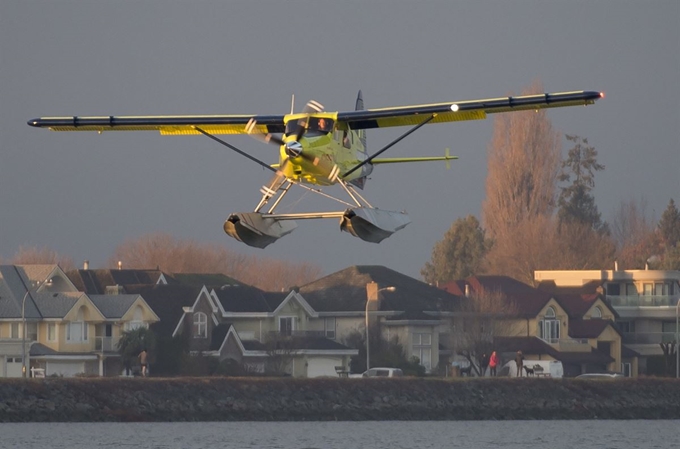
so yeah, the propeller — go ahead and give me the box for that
[247,100,340,199]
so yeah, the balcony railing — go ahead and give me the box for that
[94,336,120,352]
[608,295,680,307]
[621,332,678,345]
[266,330,328,339]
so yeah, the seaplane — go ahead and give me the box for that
[28,89,603,248]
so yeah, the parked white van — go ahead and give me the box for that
[501,360,563,378]
[349,367,404,378]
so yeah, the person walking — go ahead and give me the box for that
[515,350,525,377]
[489,351,498,377]
[138,348,148,377]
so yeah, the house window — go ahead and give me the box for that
[279,317,295,336]
[27,322,38,341]
[592,307,602,319]
[540,307,560,343]
[324,317,336,339]
[617,321,635,333]
[47,323,57,342]
[607,283,620,296]
[643,283,653,296]
[193,312,207,338]
[655,283,669,296]
[412,333,432,370]
[10,323,20,339]
[66,321,87,342]
[625,283,637,296]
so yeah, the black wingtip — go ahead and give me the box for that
[28,118,42,127]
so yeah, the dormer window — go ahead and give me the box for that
[279,317,295,336]
[193,312,207,338]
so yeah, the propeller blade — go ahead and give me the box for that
[246,118,285,146]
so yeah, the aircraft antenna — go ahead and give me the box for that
[290,95,295,114]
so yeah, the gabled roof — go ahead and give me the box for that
[0,264,70,318]
[568,319,620,339]
[166,273,241,287]
[32,292,83,318]
[67,269,164,294]
[298,265,460,313]
[89,294,144,319]
[494,336,615,364]
[211,284,278,313]
[464,275,553,318]
[124,284,202,337]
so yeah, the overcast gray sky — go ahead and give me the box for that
[1,1,678,280]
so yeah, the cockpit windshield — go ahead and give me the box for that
[285,117,334,137]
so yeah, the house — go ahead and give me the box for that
[441,275,627,377]
[0,264,158,377]
[535,268,680,376]
[119,281,358,377]
[298,265,461,373]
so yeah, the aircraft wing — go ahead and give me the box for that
[27,114,286,135]
[336,90,603,130]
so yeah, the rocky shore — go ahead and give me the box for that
[1,377,679,422]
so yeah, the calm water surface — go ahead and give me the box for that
[0,420,676,449]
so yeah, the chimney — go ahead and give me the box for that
[83,260,89,270]
[465,284,470,297]
[118,261,122,270]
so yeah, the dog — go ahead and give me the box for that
[524,366,535,377]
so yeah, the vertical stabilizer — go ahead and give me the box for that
[355,90,366,149]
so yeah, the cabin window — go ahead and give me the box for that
[343,130,352,149]
[193,312,207,338]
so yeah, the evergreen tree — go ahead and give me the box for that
[658,199,680,247]
[421,215,489,284]
[558,135,607,233]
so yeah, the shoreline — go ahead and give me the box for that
[2,377,680,422]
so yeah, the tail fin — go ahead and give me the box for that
[355,90,366,149]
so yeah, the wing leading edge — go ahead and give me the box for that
[27,90,602,134]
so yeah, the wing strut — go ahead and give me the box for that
[194,126,276,173]
[342,114,437,178]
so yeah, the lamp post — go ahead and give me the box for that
[21,278,52,378]
[675,298,680,379]
[365,284,395,371]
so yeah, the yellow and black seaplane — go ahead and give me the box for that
[28,89,603,248]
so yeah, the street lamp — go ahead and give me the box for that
[365,284,396,371]
[22,277,52,378]
[675,298,680,379]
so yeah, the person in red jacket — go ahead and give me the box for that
[489,351,499,377]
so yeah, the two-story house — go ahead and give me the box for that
[441,275,627,377]
[0,264,158,377]
[299,265,461,373]
[535,268,680,376]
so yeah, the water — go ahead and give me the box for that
[0,420,676,449]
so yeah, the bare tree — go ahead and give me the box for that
[482,81,561,240]
[609,198,659,269]
[10,245,75,271]
[451,288,519,376]
[108,233,322,291]
[263,332,297,376]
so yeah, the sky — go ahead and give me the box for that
[1,1,678,281]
